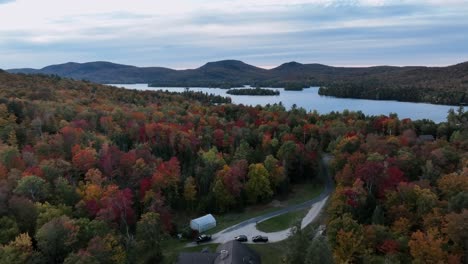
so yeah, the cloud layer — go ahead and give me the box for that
[1,0,467,69]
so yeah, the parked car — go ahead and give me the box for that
[234,235,248,242]
[196,234,212,244]
[252,235,268,243]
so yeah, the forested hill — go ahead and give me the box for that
[0,70,230,106]
[7,60,468,105]
[8,61,176,85]
[318,62,468,105]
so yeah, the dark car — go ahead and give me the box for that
[196,234,212,244]
[252,235,268,243]
[234,235,248,242]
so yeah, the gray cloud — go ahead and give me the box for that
[1,1,468,69]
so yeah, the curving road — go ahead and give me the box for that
[188,154,334,246]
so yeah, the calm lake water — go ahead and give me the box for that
[109,84,457,123]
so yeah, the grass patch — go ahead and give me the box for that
[283,183,323,206]
[256,209,307,232]
[208,206,279,234]
[208,183,323,234]
[248,221,324,264]
[248,242,288,264]
[161,237,219,264]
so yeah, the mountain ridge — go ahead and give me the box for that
[7,60,468,105]
[10,60,467,82]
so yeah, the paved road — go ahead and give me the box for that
[188,154,334,246]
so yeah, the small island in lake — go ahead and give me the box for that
[283,82,306,91]
[227,87,280,96]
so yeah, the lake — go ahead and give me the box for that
[109,84,457,123]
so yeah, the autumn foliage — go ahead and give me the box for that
[0,72,466,263]
[327,111,467,263]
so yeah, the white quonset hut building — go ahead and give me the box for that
[190,214,216,233]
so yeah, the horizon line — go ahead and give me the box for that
[5,59,467,71]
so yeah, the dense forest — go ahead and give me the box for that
[282,107,468,263]
[316,62,468,105]
[318,67,468,105]
[226,88,280,96]
[9,60,468,105]
[0,71,320,263]
[0,71,466,263]
[323,108,468,263]
[318,82,463,105]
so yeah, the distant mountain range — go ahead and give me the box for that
[8,61,175,85]
[7,60,468,105]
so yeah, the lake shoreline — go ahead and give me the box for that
[109,83,463,107]
[108,84,457,123]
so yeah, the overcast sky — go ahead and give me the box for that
[1,0,467,69]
